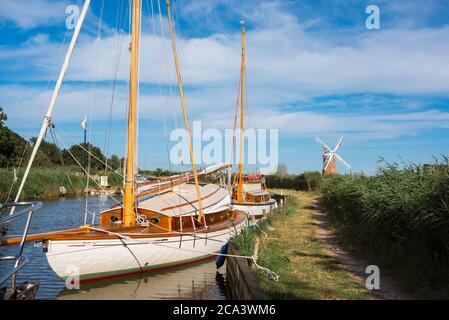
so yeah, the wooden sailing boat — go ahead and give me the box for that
[1,0,246,282]
[231,21,277,218]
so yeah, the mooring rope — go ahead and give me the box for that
[252,257,279,282]
[149,240,279,282]
[251,221,268,239]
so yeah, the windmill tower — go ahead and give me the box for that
[315,136,351,175]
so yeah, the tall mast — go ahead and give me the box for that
[123,0,141,227]
[237,21,245,203]
[165,0,205,222]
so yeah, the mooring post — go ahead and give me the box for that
[253,237,260,262]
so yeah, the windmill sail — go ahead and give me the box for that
[316,136,351,174]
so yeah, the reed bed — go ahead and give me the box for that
[320,159,449,298]
[0,167,121,201]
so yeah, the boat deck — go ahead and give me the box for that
[0,210,246,245]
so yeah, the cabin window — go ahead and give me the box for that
[150,217,160,225]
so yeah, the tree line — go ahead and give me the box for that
[0,107,123,171]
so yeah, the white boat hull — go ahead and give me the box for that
[46,219,246,282]
[233,199,277,218]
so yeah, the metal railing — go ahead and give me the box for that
[0,201,43,292]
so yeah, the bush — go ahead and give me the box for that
[265,171,322,191]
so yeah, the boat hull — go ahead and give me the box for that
[233,199,277,218]
[45,219,246,282]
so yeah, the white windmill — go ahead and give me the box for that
[315,136,351,175]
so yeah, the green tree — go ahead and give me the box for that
[62,143,105,171]
[32,150,52,167]
[109,154,121,171]
[0,108,28,168]
[30,137,62,165]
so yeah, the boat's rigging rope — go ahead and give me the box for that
[171,0,186,87]
[145,0,172,171]
[45,27,70,91]
[5,140,29,203]
[86,193,240,237]
[54,126,125,178]
[165,0,205,222]
[48,127,107,219]
[83,0,106,224]
[104,0,126,175]
[39,146,233,231]
[55,130,230,226]
[84,220,236,243]
[170,0,190,172]
[156,0,179,162]
[135,0,143,180]
[120,2,131,184]
[88,226,143,271]
[230,77,241,166]
[54,130,123,209]
[49,129,80,199]
[171,189,205,225]
[243,45,258,174]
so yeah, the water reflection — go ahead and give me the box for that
[59,260,227,300]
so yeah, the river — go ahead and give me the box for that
[0,195,228,300]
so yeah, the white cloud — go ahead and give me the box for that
[3,9,449,96]
[2,0,449,147]
[0,0,69,29]
[3,83,448,145]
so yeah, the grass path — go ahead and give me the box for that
[236,190,374,299]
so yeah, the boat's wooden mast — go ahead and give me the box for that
[165,0,205,222]
[123,0,141,227]
[237,21,245,203]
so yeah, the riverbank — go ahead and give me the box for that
[234,190,374,299]
[0,167,121,201]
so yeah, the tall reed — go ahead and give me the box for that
[0,166,121,201]
[320,158,449,298]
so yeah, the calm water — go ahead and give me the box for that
[0,196,228,300]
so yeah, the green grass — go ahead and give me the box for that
[320,160,449,299]
[0,166,122,201]
[234,190,373,300]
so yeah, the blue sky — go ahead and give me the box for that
[1,0,449,174]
